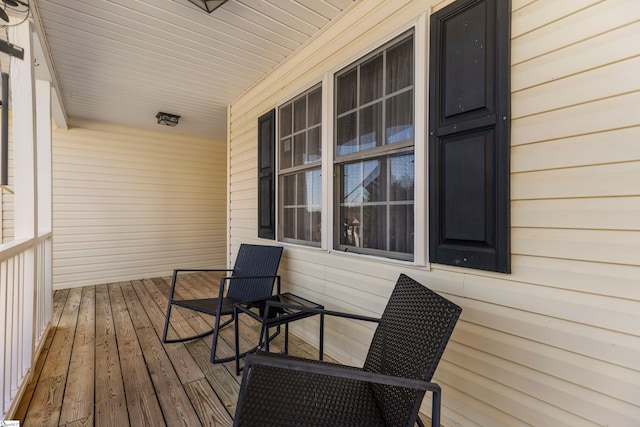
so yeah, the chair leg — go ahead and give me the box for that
[210,312,276,366]
[161,301,173,343]
[162,270,179,343]
[235,306,241,375]
[234,321,281,374]
[431,388,441,427]
[162,270,218,343]
[210,309,231,363]
[258,322,281,353]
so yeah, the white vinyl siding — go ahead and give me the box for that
[52,120,227,289]
[228,0,640,425]
[1,118,13,243]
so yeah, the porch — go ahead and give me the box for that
[2,1,639,426]
[13,272,431,426]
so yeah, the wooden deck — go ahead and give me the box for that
[13,272,326,427]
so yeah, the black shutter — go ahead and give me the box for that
[257,109,276,239]
[428,0,510,273]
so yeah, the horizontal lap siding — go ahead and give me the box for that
[2,118,14,242]
[502,2,640,425]
[228,0,640,425]
[52,120,227,289]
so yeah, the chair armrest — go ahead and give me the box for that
[263,302,380,324]
[219,275,282,297]
[168,268,235,300]
[243,352,439,393]
[173,268,234,274]
[221,274,281,281]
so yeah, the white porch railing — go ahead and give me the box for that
[0,232,53,418]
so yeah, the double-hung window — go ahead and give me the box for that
[334,31,415,261]
[278,84,323,246]
[265,1,508,271]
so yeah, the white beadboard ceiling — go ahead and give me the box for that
[28,0,355,139]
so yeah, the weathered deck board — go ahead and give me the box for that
[119,355,165,427]
[41,288,83,380]
[184,340,240,415]
[94,285,128,427]
[13,289,69,422]
[110,282,165,427]
[134,279,206,385]
[16,273,347,426]
[59,286,95,426]
[23,288,83,427]
[183,378,234,427]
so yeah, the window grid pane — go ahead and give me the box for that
[386,37,414,93]
[359,103,383,151]
[360,53,383,104]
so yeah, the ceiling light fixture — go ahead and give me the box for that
[0,0,29,23]
[156,112,180,127]
[188,0,228,14]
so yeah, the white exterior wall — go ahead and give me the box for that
[52,119,227,289]
[228,0,640,425]
[1,115,14,242]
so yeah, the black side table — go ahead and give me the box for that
[234,292,324,375]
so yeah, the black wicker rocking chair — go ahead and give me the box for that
[233,273,461,427]
[161,244,283,364]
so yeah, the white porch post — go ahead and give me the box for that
[10,21,37,239]
[9,19,37,386]
[36,79,51,234]
[36,78,53,331]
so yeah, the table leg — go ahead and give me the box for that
[264,324,270,352]
[234,306,241,375]
[284,323,289,354]
[319,313,324,360]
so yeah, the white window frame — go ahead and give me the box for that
[274,15,428,266]
[326,17,427,265]
[276,83,324,247]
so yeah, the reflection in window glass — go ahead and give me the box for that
[386,90,414,145]
[337,113,357,156]
[307,127,321,164]
[281,169,322,245]
[338,153,414,257]
[390,154,414,201]
[280,137,292,170]
[294,133,305,166]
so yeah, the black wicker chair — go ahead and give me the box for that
[161,244,283,364]
[233,273,461,427]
